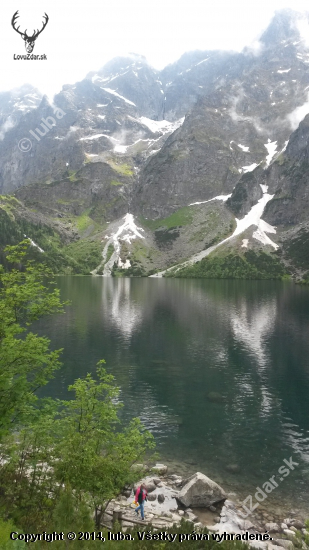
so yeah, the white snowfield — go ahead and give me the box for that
[79,133,108,141]
[114,136,161,154]
[264,140,277,167]
[114,145,128,153]
[189,193,232,206]
[113,117,185,154]
[237,143,250,152]
[101,88,136,106]
[150,185,278,278]
[139,116,184,134]
[241,163,259,173]
[92,214,145,276]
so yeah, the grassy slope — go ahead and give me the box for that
[0,197,103,274]
[0,195,289,279]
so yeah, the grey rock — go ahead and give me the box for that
[283,529,296,540]
[265,522,279,533]
[147,493,157,501]
[145,482,156,493]
[219,500,254,531]
[176,472,226,508]
[151,464,168,475]
[157,494,165,503]
[185,511,198,522]
[292,520,304,529]
[275,540,294,550]
[152,477,161,485]
[209,505,216,512]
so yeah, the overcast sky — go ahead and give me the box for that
[1,0,309,98]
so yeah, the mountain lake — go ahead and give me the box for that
[35,276,309,517]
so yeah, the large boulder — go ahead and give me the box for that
[176,472,226,508]
[151,464,168,475]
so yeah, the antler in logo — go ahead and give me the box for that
[11,11,49,53]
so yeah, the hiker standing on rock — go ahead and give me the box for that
[135,483,148,520]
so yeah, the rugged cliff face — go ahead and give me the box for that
[2,10,309,278]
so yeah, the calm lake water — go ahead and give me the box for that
[36,277,309,516]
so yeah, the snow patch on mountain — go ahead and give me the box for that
[189,194,232,206]
[113,117,184,155]
[234,185,278,249]
[253,219,278,249]
[101,88,136,106]
[139,116,184,134]
[151,185,278,277]
[238,144,250,152]
[264,140,277,167]
[114,144,128,153]
[195,57,209,66]
[92,214,145,276]
[241,163,259,173]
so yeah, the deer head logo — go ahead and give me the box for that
[11,11,49,53]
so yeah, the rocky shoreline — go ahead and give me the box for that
[102,464,308,550]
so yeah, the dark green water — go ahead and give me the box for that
[36,277,309,515]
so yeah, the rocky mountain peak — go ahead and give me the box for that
[259,8,308,47]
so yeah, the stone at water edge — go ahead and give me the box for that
[147,493,157,501]
[145,481,156,493]
[292,519,304,529]
[151,464,168,475]
[157,494,165,503]
[265,522,279,533]
[152,477,161,485]
[176,472,226,508]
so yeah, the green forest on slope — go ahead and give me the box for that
[165,250,288,280]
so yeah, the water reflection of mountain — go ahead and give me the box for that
[35,277,309,511]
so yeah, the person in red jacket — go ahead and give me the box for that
[135,483,147,520]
